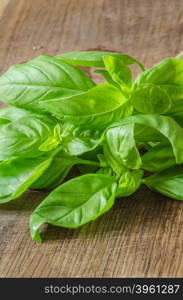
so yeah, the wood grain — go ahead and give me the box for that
[0,0,183,278]
[0,0,9,18]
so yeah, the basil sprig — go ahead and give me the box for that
[0,51,183,242]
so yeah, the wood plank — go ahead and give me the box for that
[0,0,183,277]
[0,0,9,18]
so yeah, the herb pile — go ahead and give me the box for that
[0,50,183,242]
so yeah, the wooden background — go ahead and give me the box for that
[0,0,183,278]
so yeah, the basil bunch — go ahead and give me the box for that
[0,51,183,242]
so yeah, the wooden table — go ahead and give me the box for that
[0,0,183,278]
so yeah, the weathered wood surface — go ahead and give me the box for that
[0,0,183,278]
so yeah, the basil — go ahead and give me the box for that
[0,50,182,242]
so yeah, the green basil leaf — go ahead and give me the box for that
[165,99,183,126]
[160,85,183,102]
[136,58,183,100]
[134,125,165,142]
[130,83,171,114]
[39,124,61,152]
[56,51,144,70]
[104,122,142,174]
[110,114,183,164]
[32,150,100,190]
[31,151,76,189]
[30,174,117,241]
[0,106,37,122]
[103,55,133,87]
[136,58,183,85]
[61,123,101,156]
[0,114,59,159]
[142,144,176,172]
[94,69,119,88]
[0,55,95,110]
[41,83,133,130]
[97,167,114,176]
[144,165,183,200]
[64,136,99,156]
[116,169,144,197]
[0,155,52,203]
